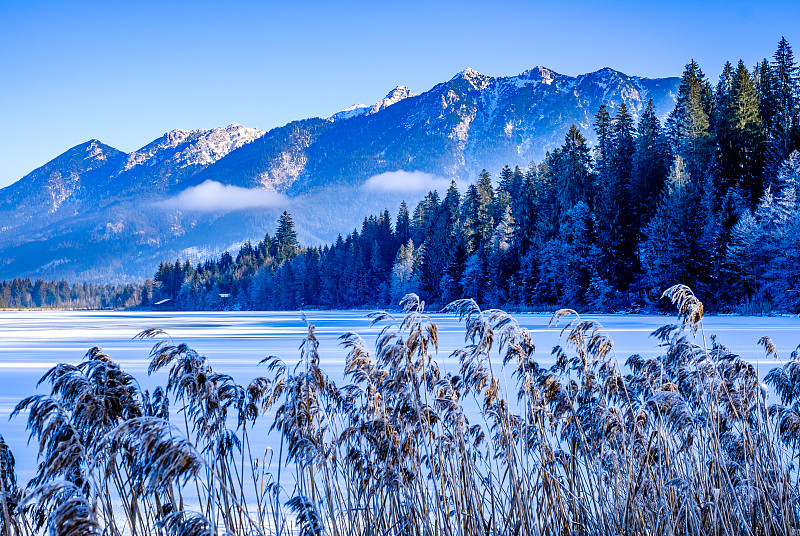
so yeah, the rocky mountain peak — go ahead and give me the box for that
[450,67,493,90]
[369,85,417,114]
[119,124,264,174]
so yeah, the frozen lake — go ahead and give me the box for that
[1,309,799,484]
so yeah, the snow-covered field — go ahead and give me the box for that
[1,309,798,483]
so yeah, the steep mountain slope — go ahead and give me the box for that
[190,119,332,192]
[0,140,126,234]
[0,65,679,283]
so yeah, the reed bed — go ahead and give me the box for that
[1,284,799,536]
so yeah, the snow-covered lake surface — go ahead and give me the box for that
[1,309,798,484]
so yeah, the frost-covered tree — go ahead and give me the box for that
[536,201,599,307]
[486,205,515,304]
[391,240,420,302]
[776,150,800,197]
[724,211,758,300]
[722,154,800,308]
[641,157,704,299]
[460,252,486,305]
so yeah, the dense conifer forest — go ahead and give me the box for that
[0,279,143,309]
[146,39,800,313]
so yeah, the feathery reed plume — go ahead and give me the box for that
[26,481,100,536]
[157,511,217,536]
[286,495,325,536]
[662,284,704,334]
[106,417,204,493]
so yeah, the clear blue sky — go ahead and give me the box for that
[0,0,797,187]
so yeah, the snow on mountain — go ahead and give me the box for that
[330,103,370,121]
[450,67,493,90]
[199,64,680,198]
[0,140,125,218]
[120,124,264,173]
[176,124,265,167]
[368,86,417,114]
[330,86,417,121]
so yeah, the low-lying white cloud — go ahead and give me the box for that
[158,181,289,213]
[362,170,454,192]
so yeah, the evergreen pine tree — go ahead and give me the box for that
[632,100,670,225]
[395,201,411,245]
[486,205,515,304]
[391,240,419,301]
[462,170,494,254]
[536,201,599,307]
[756,58,776,135]
[420,181,460,303]
[715,61,737,192]
[553,125,593,212]
[410,191,440,246]
[731,60,766,206]
[641,157,704,300]
[668,60,715,179]
[766,37,800,182]
[511,164,537,256]
[594,104,612,182]
[596,103,636,292]
[724,211,758,302]
[275,211,299,262]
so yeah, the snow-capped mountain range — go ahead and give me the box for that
[0,65,679,282]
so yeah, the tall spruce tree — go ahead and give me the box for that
[632,100,670,225]
[641,157,704,300]
[553,125,593,212]
[731,60,766,205]
[462,170,495,254]
[395,201,411,245]
[275,211,299,263]
[594,104,613,182]
[766,37,800,182]
[715,61,738,192]
[420,181,460,303]
[756,59,776,141]
[410,192,440,246]
[669,60,715,180]
[596,103,636,292]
